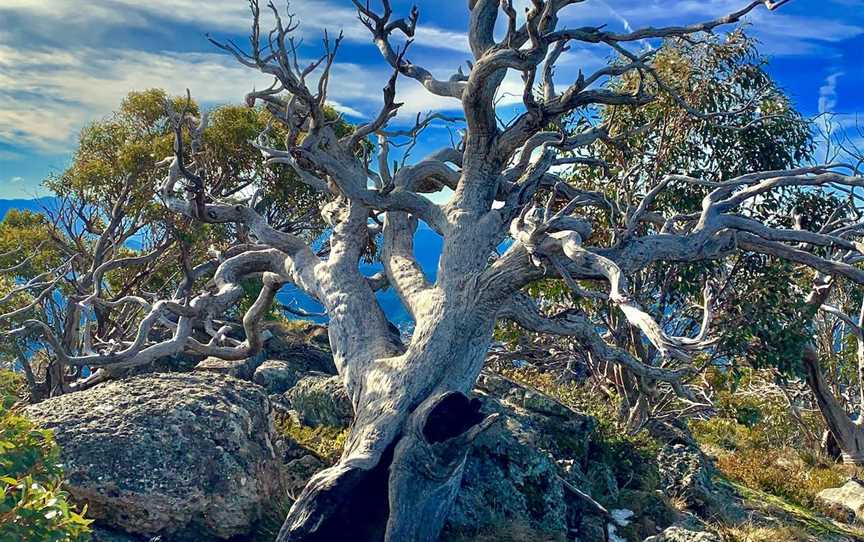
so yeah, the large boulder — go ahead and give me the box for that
[25,372,284,541]
[282,373,353,427]
[816,479,864,524]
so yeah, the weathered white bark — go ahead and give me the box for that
[803,345,864,466]
[278,263,501,541]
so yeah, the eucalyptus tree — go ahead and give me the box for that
[495,30,820,431]
[4,1,864,540]
[790,133,864,465]
[0,89,327,397]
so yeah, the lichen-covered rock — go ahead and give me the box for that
[194,352,265,380]
[657,443,716,512]
[816,479,864,524]
[643,525,721,542]
[25,372,284,541]
[265,326,337,375]
[283,373,353,427]
[90,526,146,542]
[274,369,670,541]
[656,443,743,525]
[253,359,299,394]
[444,372,596,538]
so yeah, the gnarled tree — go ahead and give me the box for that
[4,1,864,540]
[491,29,818,433]
[0,89,331,398]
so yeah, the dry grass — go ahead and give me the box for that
[715,522,811,542]
[714,447,847,509]
[717,478,864,542]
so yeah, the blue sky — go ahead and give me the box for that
[0,0,862,199]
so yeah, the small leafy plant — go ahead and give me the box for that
[0,370,91,542]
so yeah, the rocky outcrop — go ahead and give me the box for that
[25,372,284,541]
[90,526,145,542]
[658,444,717,513]
[194,325,336,390]
[25,351,684,541]
[253,359,300,394]
[443,372,598,539]
[264,324,336,375]
[194,353,265,380]
[282,373,353,427]
[268,369,674,541]
[644,525,722,542]
[816,479,864,524]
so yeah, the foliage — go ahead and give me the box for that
[504,32,829,433]
[0,210,61,280]
[692,368,824,451]
[710,255,812,374]
[0,89,344,394]
[604,30,812,184]
[597,31,818,373]
[41,88,328,274]
[0,371,91,541]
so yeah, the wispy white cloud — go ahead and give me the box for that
[328,101,365,118]
[0,0,477,154]
[1,0,470,53]
[594,0,636,33]
[554,0,863,57]
[0,45,464,152]
[818,72,844,114]
[0,45,272,152]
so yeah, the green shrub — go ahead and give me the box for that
[694,367,824,451]
[0,370,91,541]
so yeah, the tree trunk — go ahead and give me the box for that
[276,382,498,542]
[799,276,864,466]
[803,345,864,465]
[277,298,500,542]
